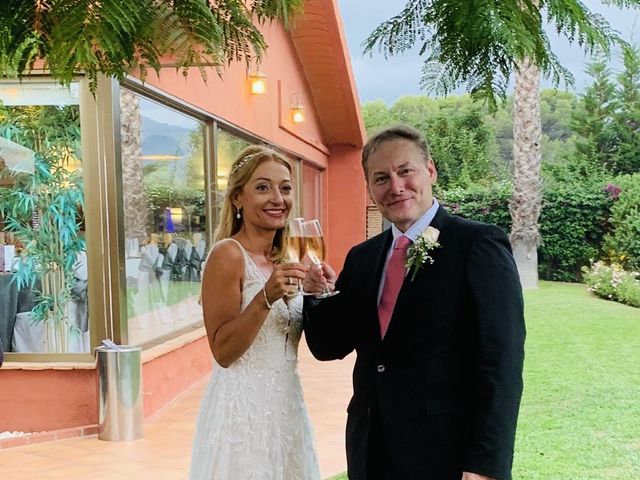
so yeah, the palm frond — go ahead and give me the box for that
[365,0,630,111]
[250,0,304,29]
[0,0,303,90]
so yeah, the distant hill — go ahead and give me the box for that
[141,116,193,157]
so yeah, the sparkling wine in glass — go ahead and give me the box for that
[303,219,339,298]
[285,217,306,263]
[284,218,306,356]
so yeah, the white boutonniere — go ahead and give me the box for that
[406,226,441,281]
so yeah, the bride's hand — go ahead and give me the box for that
[263,262,307,303]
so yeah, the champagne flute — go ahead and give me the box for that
[285,218,306,294]
[284,218,305,355]
[302,219,339,298]
[285,217,306,265]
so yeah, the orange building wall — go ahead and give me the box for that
[326,146,367,271]
[143,22,329,168]
[141,22,365,272]
[0,368,97,432]
[0,336,213,433]
[141,337,212,418]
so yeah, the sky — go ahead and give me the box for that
[336,0,640,105]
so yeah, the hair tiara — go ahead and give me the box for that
[230,153,256,176]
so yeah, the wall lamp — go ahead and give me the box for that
[248,69,267,95]
[290,94,305,123]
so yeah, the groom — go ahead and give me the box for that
[303,125,525,480]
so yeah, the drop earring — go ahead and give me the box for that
[236,208,242,220]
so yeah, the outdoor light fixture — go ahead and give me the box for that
[248,70,267,95]
[169,207,183,223]
[290,94,305,123]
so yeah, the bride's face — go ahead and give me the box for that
[235,160,293,232]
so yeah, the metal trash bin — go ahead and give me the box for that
[96,343,143,441]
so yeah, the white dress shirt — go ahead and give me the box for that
[377,199,440,305]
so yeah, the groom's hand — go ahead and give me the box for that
[303,263,337,296]
[462,472,495,480]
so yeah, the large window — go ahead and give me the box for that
[0,79,324,359]
[215,127,250,215]
[0,81,89,354]
[302,162,323,221]
[119,89,207,346]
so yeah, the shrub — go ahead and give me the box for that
[603,174,640,270]
[538,178,611,282]
[582,261,640,308]
[439,177,612,282]
[438,182,512,234]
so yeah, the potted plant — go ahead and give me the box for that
[0,102,85,353]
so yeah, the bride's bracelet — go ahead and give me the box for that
[262,287,273,310]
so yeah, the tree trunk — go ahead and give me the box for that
[510,57,542,289]
[120,90,148,244]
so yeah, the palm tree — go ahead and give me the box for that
[0,0,303,90]
[120,89,148,244]
[364,0,635,288]
[364,0,631,110]
[511,57,542,288]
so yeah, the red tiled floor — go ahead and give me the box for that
[0,338,355,479]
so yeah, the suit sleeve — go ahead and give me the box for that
[303,248,356,361]
[463,225,526,480]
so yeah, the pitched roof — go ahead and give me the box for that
[289,0,366,149]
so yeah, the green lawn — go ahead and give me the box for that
[325,282,640,480]
[126,281,201,319]
[515,282,640,479]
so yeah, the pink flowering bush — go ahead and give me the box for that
[582,261,640,308]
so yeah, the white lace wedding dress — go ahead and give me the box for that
[190,239,320,480]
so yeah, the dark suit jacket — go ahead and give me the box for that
[304,207,525,480]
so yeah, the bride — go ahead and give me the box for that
[190,145,320,479]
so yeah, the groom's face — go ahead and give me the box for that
[366,138,437,232]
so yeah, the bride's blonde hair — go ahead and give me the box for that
[214,145,292,262]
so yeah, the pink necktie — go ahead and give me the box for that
[378,235,411,339]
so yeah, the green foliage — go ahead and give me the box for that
[540,89,578,143]
[186,128,206,189]
[0,102,84,329]
[565,46,640,177]
[363,0,631,111]
[145,184,205,212]
[537,178,611,282]
[482,89,578,170]
[0,0,304,92]
[570,56,617,174]
[438,182,512,233]
[0,103,81,154]
[363,95,500,189]
[439,177,612,282]
[582,261,640,308]
[610,44,640,175]
[363,89,580,189]
[428,106,496,188]
[617,270,640,307]
[603,174,640,270]
[144,184,206,229]
[1,153,85,326]
[361,99,395,132]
